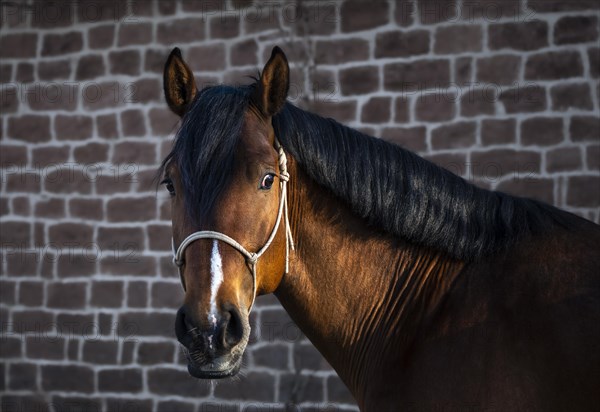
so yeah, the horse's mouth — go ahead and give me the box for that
[187,361,240,379]
[184,351,242,379]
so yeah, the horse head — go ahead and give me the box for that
[161,47,292,378]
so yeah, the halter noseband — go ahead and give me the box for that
[171,140,295,312]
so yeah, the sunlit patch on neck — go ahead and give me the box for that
[209,240,223,327]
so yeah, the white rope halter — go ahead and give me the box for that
[171,140,295,312]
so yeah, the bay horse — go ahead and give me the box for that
[159,46,600,411]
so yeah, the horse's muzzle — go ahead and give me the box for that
[175,305,247,379]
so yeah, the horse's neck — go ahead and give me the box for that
[275,163,465,404]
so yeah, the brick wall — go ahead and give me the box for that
[0,0,599,411]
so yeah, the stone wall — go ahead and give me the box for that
[1,1,599,411]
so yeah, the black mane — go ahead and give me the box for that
[273,104,576,260]
[161,84,573,260]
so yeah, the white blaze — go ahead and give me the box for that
[209,240,223,328]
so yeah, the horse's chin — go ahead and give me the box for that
[186,355,242,379]
[187,363,240,379]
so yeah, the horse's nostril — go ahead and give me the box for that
[223,308,244,349]
[175,306,193,347]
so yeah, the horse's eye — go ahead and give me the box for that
[260,173,275,190]
[161,178,176,196]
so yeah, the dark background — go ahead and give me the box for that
[1,0,599,411]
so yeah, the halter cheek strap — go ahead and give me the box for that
[171,141,295,312]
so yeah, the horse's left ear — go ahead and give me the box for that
[253,46,289,117]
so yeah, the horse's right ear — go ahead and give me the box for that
[163,47,197,117]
